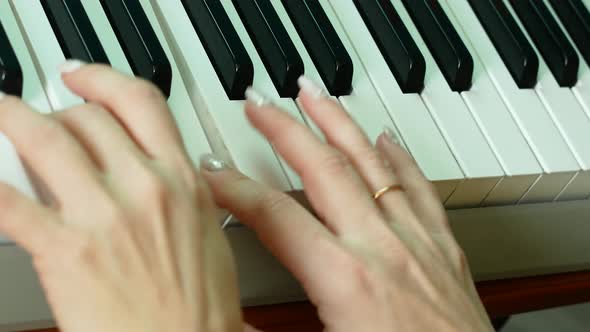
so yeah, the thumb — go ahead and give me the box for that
[198,154,317,232]
[199,153,335,284]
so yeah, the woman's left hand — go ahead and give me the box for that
[0,63,244,332]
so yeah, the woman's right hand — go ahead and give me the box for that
[202,77,494,331]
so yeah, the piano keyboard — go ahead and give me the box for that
[1,0,590,329]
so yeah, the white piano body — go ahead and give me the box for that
[1,0,590,330]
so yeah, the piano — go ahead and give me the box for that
[1,0,590,329]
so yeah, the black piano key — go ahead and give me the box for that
[41,0,109,64]
[548,0,590,67]
[100,0,172,98]
[0,21,22,96]
[353,0,425,93]
[181,0,253,100]
[509,0,579,87]
[468,0,538,89]
[281,0,353,96]
[401,0,473,91]
[233,0,303,98]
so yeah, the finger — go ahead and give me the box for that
[59,61,187,164]
[200,154,340,286]
[196,174,243,332]
[243,88,381,234]
[296,76,415,223]
[52,104,148,174]
[0,96,103,204]
[376,132,450,232]
[0,182,61,255]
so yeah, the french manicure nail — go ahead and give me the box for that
[200,153,228,172]
[245,87,272,107]
[58,59,86,74]
[297,75,326,99]
[382,126,400,145]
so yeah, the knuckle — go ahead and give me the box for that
[32,119,66,148]
[161,156,199,191]
[57,103,104,122]
[67,233,99,266]
[313,150,354,179]
[100,201,128,228]
[226,174,260,203]
[100,208,137,249]
[384,242,416,274]
[255,192,294,217]
[339,254,380,300]
[178,165,199,193]
[51,108,75,122]
[391,251,412,274]
[267,117,300,144]
[129,79,165,102]
[82,103,108,116]
[357,147,386,171]
[138,169,170,203]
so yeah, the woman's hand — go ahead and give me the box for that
[202,77,494,331]
[0,63,245,332]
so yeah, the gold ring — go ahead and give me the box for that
[373,184,404,200]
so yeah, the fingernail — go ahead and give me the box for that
[200,153,228,172]
[245,87,273,107]
[58,59,86,74]
[0,91,5,101]
[382,126,400,145]
[297,75,326,100]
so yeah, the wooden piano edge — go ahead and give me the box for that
[24,198,590,331]
[240,269,590,331]
[25,269,590,332]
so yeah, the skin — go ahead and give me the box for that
[0,64,493,331]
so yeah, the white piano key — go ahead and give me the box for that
[138,0,212,166]
[83,0,212,166]
[439,0,542,205]
[324,0,463,202]
[220,0,305,190]
[505,0,590,201]
[571,56,590,120]
[543,0,590,201]
[443,0,580,203]
[0,1,51,114]
[0,3,51,244]
[149,0,290,191]
[0,131,37,196]
[80,1,135,77]
[9,0,83,110]
[316,0,410,152]
[272,1,330,140]
[391,0,504,208]
[543,1,590,121]
[0,143,38,243]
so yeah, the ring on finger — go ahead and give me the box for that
[373,184,404,201]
